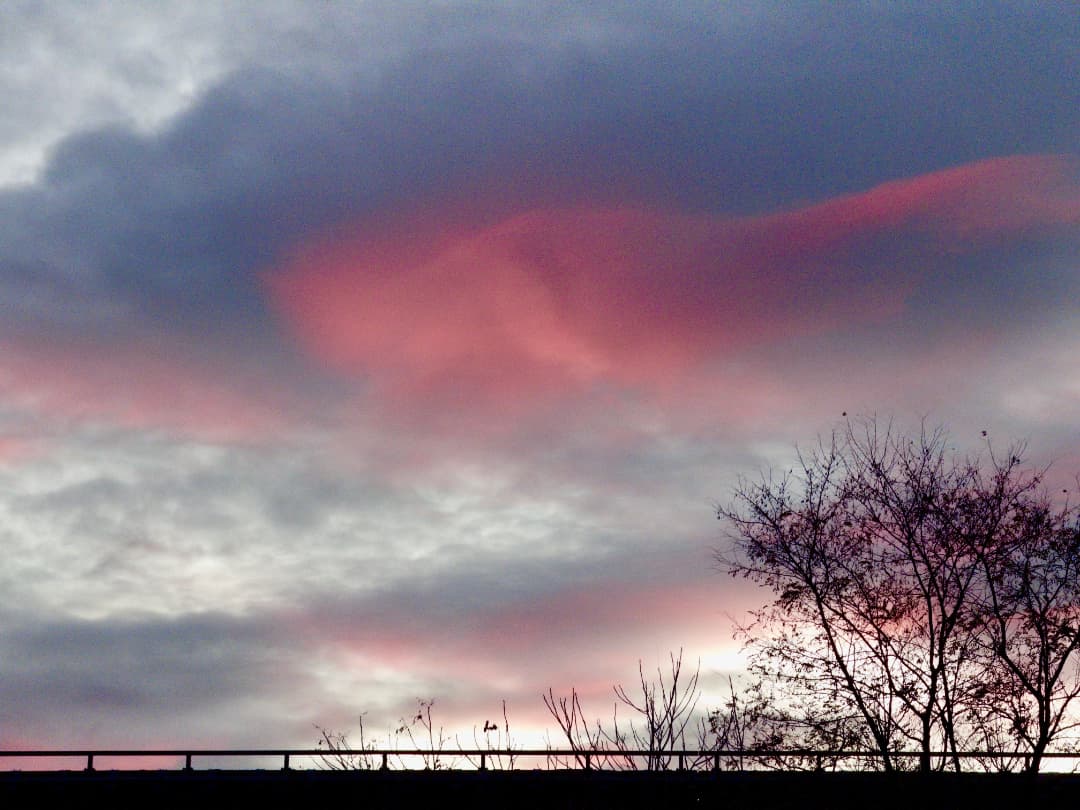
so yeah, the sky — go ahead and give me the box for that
[0,1,1078,759]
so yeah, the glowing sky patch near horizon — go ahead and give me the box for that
[0,2,1077,752]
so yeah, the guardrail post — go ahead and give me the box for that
[381,752,388,771]
[184,754,193,771]
[713,752,720,772]
[479,752,487,771]
[584,752,591,771]
[85,754,94,772]
[678,753,685,771]
[283,754,291,770]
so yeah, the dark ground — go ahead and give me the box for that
[2,770,1080,809]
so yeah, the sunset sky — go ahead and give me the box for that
[1,2,1078,756]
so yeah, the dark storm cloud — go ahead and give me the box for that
[1,3,1075,339]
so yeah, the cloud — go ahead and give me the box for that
[0,334,294,441]
[0,5,1073,449]
[290,575,753,733]
[3,3,1076,338]
[0,422,725,624]
[0,420,747,746]
[0,436,34,464]
[265,155,1080,433]
[1,2,1078,752]
[0,610,309,748]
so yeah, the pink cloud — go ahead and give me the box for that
[761,153,1079,254]
[294,576,763,746]
[265,154,1080,433]
[311,578,753,709]
[0,436,35,465]
[0,336,288,442]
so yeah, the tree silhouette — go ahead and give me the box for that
[971,477,1080,771]
[719,417,1080,772]
[543,649,704,770]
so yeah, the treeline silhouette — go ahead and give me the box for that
[719,416,1080,773]
[318,417,1080,775]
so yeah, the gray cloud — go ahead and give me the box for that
[0,418,738,746]
[0,422,725,623]
[0,609,307,746]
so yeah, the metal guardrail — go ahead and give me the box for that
[0,748,1078,772]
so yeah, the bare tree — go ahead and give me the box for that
[542,686,608,769]
[719,417,1080,772]
[612,651,701,770]
[972,478,1080,771]
[544,649,703,770]
[702,675,876,771]
[720,424,912,771]
[393,698,452,770]
[315,698,452,771]
[315,714,380,770]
